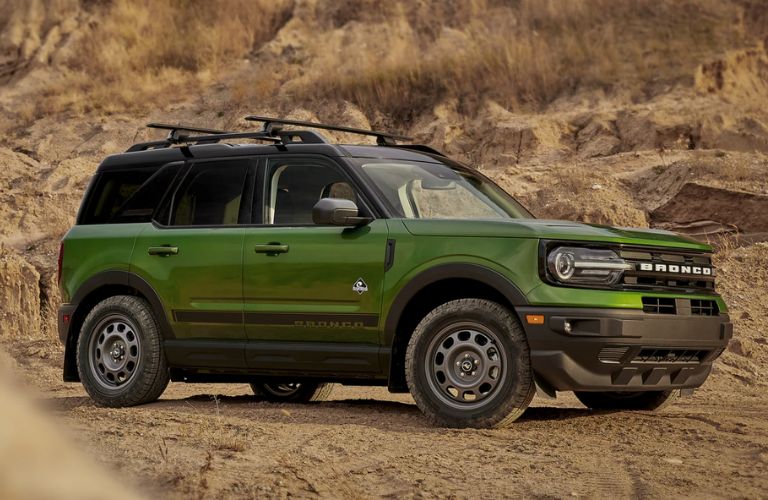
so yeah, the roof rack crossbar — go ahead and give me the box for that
[169,131,282,144]
[244,115,412,146]
[147,122,232,138]
[128,118,414,152]
[127,124,286,152]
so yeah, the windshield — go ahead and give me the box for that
[357,160,532,220]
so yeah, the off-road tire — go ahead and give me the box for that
[250,382,334,403]
[575,390,679,411]
[77,295,169,407]
[405,298,534,428]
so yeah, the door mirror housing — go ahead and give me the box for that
[312,198,371,226]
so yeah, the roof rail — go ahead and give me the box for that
[388,144,447,157]
[245,115,412,146]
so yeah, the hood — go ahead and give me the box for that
[401,218,711,252]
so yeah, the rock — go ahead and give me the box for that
[727,338,749,358]
[651,183,768,234]
[0,247,41,339]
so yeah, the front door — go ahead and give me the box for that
[242,156,388,373]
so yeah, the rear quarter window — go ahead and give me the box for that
[79,164,181,224]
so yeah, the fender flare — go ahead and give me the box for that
[383,262,529,347]
[63,270,173,382]
[69,270,173,339]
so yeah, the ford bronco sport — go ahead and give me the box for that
[57,116,732,428]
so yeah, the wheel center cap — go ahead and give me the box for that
[110,343,125,361]
[460,359,474,372]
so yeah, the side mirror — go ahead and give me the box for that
[312,198,371,226]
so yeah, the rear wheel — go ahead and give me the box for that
[77,295,169,407]
[575,390,679,411]
[250,382,333,403]
[405,299,534,428]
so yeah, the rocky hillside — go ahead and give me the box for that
[0,0,767,386]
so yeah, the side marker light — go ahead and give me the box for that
[526,314,545,325]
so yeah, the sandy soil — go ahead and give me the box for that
[3,346,765,499]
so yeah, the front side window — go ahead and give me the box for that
[171,162,249,226]
[265,160,358,225]
[358,160,531,220]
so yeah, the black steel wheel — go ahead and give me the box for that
[250,381,333,403]
[406,299,534,428]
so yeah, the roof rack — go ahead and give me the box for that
[127,122,286,152]
[245,115,412,146]
[126,117,414,152]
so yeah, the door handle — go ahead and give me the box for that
[148,246,179,256]
[254,243,289,255]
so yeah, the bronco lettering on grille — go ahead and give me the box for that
[638,263,713,275]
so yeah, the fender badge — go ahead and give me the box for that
[353,278,369,295]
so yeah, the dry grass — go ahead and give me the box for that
[7,0,753,123]
[188,396,249,453]
[305,0,748,121]
[35,0,293,115]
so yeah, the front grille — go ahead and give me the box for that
[642,297,677,314]
[633,348,709,364]
[620,248,715,293]
[691,299,719,316]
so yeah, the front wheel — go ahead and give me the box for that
[76,295,169,407]
[250,382,333,403]
[575,390,679,411]
[405,299,534,428]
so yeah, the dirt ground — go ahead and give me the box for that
[0,337,763,499]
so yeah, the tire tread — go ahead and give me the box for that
[405,298,534,428]
[77,295,169,407]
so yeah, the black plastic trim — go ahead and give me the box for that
[384,239,396,271]
[384,263,528,347]
[171,310,380,327]
[172,310,243,324]
[519,306,732,391]
[164,339,383,376]
[244,312,379,327]
[69,271,174,338]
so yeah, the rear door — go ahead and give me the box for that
[131,158,255,367]
[242,155,389,374]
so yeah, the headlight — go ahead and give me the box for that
[546,246,632,285]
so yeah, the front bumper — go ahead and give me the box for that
[519,306,732,392]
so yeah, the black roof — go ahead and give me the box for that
[98,142,446,171]
[97,117,448,172]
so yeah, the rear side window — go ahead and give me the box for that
[112,163,183,223]
[170,161,250,226]
[79,169,154,224]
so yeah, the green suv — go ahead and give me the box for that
[57,117,732,428]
